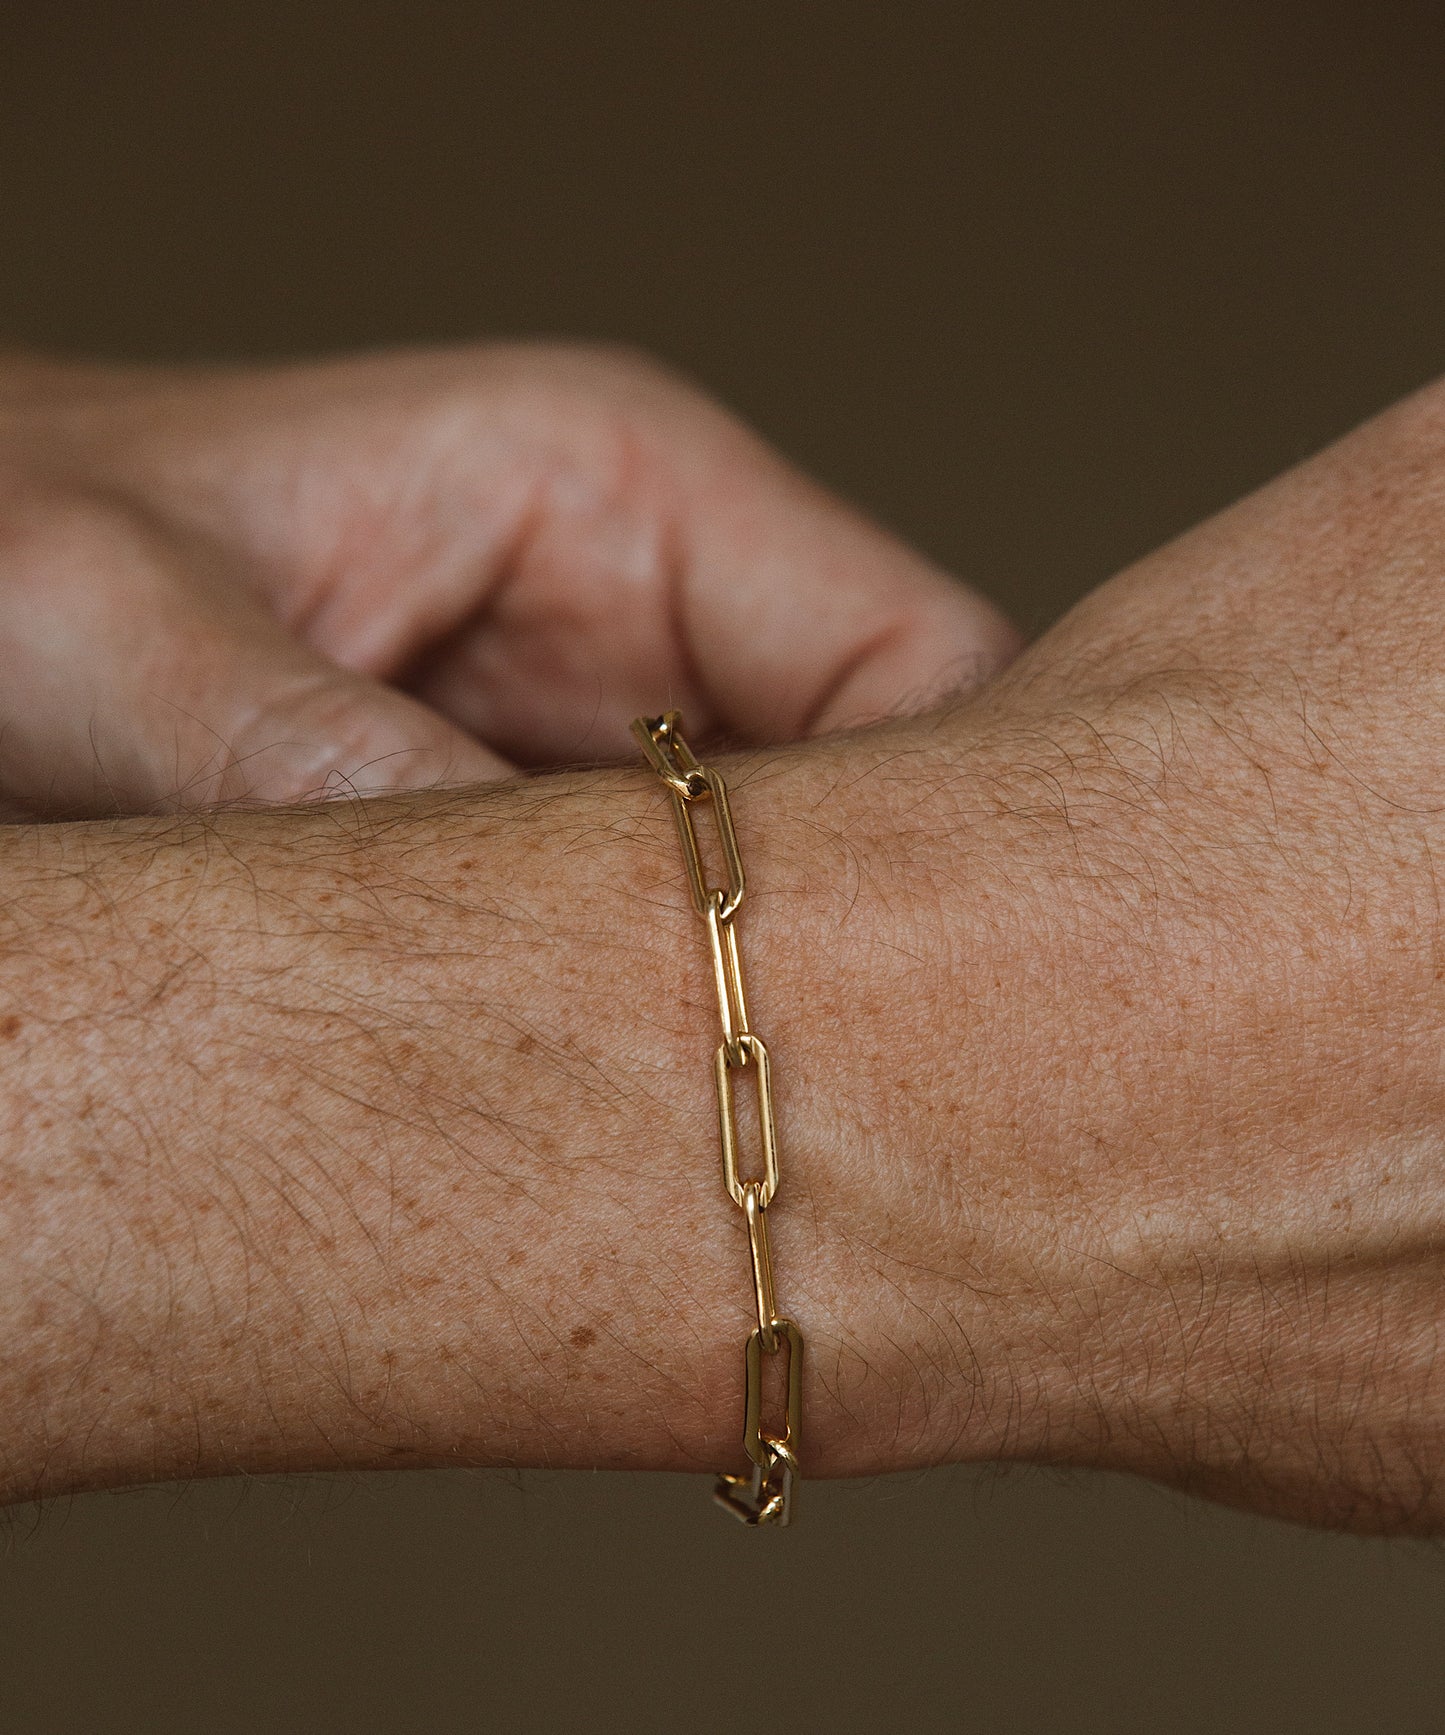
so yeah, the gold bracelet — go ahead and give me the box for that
[633,712,803,1527]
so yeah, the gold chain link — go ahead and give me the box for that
[633,711,803,1528]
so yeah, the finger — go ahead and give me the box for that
[685,452,1025,738]
[0,495,511,818]
[400,356,1023,763]
[409,448,1022,765]
[56,346,1022,765]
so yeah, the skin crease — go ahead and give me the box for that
[0,351,1444,1535]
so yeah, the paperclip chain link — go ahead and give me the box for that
[633,712,803,1528]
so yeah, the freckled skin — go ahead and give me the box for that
[0,365,1444,1533]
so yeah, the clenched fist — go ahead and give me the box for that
[0,344,1018,816]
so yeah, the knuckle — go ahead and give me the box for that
[227,675,463,801]
[461,337,707,418]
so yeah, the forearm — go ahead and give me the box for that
[0,736,1027,1502]
[5,693,1441,1532]
[0,774,727,1497]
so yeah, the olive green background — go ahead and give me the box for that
[2,4,1444,1731]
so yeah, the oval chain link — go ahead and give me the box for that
[632,712,804,1527]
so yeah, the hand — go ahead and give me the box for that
[6,372,1444,1540]
[0,345,1018,817]
[851,376,1445,1532]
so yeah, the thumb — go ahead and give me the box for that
[680,444,1025,741]
[0,496,511,818]
[400,360,1023,767]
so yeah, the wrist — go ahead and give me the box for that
[0,719,1147,1502]
[902,676,1445,1528]
[0,760,941,1497]
[705,715,1076,1477]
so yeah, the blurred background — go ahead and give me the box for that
[2,3,1445,1730]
